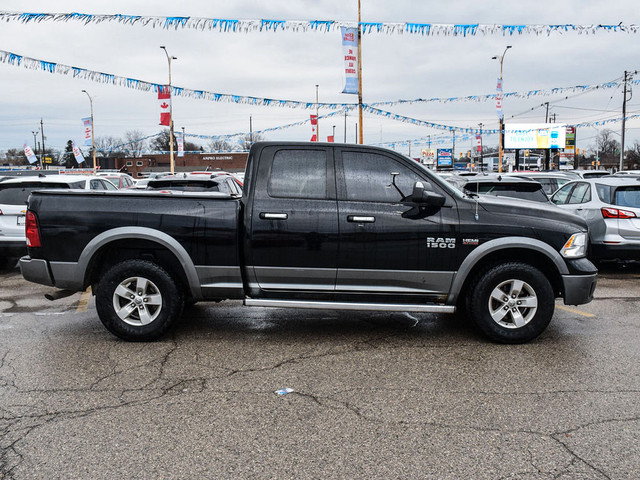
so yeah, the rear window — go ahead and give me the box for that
[613,186,640,208]
[0,183,71,205]
[468,183,549,203]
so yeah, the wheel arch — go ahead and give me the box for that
[80,227,202,300]
[448,237,567,306]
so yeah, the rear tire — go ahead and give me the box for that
[466,262,554,344]
[95,260,184,341]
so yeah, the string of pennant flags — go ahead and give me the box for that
[1,49,636,112]
[1,11,638,37]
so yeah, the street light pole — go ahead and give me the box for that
[81,90,96,173]
[31,130,38,164]
[161,46,177,174]
[492,45,512,173]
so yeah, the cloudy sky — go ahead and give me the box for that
[1,0,639,157]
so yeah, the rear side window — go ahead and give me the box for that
[0,183,70,205]
[613,187,640,208]
[596,183,611,203]
[268,149,327,199]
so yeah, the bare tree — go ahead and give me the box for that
[150,129,201,152]
[123,130,146,158]
[239,132,264,151]
[4,148,30,166]
[207,138,234,152]
[95,136,124,158]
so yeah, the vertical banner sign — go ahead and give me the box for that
[496,78,503,119]
[82,117,92,146]
[23,143,38,164]
[341,27,358,95]
[158,86,171,126]
[177,132,184,157]
[475,134,482,152]
[72,142,85,164]
[310,115,318,141]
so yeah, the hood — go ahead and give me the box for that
[476,195,588,231]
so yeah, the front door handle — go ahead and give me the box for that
[260,212,288,220]
[347,215,375,223]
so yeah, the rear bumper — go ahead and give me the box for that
[19,256,54,286]
[0,240,27,258]
[591,243,640,261]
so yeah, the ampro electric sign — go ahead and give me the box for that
[504,123,567,149]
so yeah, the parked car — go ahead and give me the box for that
[570,169,611,179]
[613,170,640,177]
[551,177,640,261]
[445,174,551,203]
[0,174,118,268]
[96,172,135,189]
[508,172,572,196]
[146,172,242,195]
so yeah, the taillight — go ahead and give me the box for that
[601,207,637,219]
[25,211,41,247]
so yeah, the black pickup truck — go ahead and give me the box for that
[20,142,597,343]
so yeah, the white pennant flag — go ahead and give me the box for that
[72,141,85,165]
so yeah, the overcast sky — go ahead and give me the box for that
[1,0,639,156]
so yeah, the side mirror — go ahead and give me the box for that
[412,181,446,207]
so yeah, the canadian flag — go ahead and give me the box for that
[158,86,171,126]
[310,115,318,142]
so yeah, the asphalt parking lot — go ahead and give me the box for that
[1,262,639,479]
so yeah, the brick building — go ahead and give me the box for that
[107,152,249,178]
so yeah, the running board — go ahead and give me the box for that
[244,298,456,313]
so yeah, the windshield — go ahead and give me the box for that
[0,183,72,205]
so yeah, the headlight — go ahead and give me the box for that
[561,232,587,258]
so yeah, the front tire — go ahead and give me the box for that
[96,260,184,341]
[466,262,554,344]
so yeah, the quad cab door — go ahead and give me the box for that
[335,147,459,301]
[246,145,338,294]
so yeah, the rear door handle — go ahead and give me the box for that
[347,215,375,223]
[260,212,288,220]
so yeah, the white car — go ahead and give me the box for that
[0,174,118,268]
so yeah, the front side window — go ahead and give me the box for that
[567,182,591,204]
[552,183,574,205]
[268,149,327,199]
[342,151,421,203]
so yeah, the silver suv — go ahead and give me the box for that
[0,174,118,268]
[551,177,640,261]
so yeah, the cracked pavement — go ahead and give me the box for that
[0,263,639,479]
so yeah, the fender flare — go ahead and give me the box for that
[79,227,202,299]
[447,236,568,305]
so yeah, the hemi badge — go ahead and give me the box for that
[463,238,479,245]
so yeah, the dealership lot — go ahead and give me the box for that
[1,263,639,479]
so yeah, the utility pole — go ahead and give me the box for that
[249,115,253,147]
[182,126,186,166]
[621,70,629,171]
[161,46,177,174]
[357,0,363,144]
[39,118,45,169]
